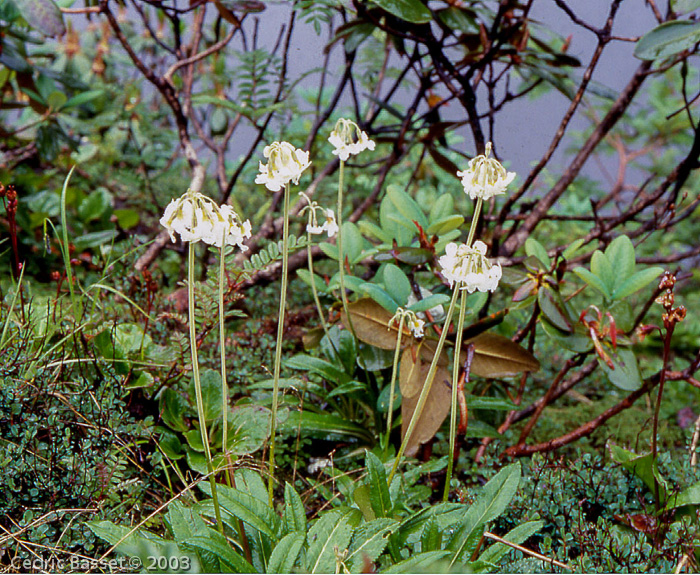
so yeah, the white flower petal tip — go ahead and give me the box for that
[438,241,502,293]
[457,142,516,201]
[256,141,311,191]
[328,118,375,161]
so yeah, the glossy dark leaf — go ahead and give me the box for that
[538,287,573,332]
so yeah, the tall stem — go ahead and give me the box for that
[307,236,340,362]
[268,183,291,506]
[188,243,223,533]
[444,289,468,501]
[388,289,459,484]
[385,315,405,452]
[336,160,353,333]
[219,240,229,460]
[465,198,483,249]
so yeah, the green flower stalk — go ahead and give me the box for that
[256,141,311,506]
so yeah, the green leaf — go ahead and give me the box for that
[200,482,279,538]
[540,318,593,353]
[226,405,271,455]
[285,354,350,385]
[426,214,465,236]
[267,532,305,574]
[341,221,365,264]
[73,230,118,251]
[605,235,636,292]
[160,388,189,433]
[525,238,551,268]
[635,20,700,60]
[537,287,573,332]
[369,0,432,23]
[383,551,452,573]
[281,410,374,443]
[478,520,544,566]
[562,238,586,260]
[283,482,307,534]
[297,268,330,294]
[347,518,396,573]
[447,462,521,566]
[612,267,664,300]
[387,186,428,230]
[182,532,255,573]
[407,293,451,313]
[359,282,400,313]
[469,396,518,411]
[383,264,412,306]
[590,250,615,295]
[611,445,669,503]
[15,0,65,36]
[306,511,354,574]
[189,369,223,422]
[420,516,442,552]
[78,188,112,222]
[599,347,642,391]
[573,266,612,299]
[673,0,700,13]
[114,208,140,230]
[365,452,393,518]
[663,480,700,511]
[61,89,105,110]
[353,484,376,521]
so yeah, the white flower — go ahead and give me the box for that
[159,190,251,250]
[438,240,502,293]
[389,308,425,339]
[255,141,311,191]
[328,118,375,161]
[457,142,515,201]
[408,316,425,338]
[300,193,338,238]
[321,208,339,237]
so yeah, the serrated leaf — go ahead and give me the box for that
[283,482,307,534]
[612,267,664,300]
[347,518,396,573]
[370,0,433,23]
[15,0,65,36]
[182,532,255,573]
[420,516,442,552]
[267,532,305,574]
[200,482,279,538]
[366,452,393,518]
[635,20,700,60]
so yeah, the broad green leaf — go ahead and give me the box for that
[663,480,700,511]
[407,293,451,313]
[160,388,189,433]
[320,325,357,373]
[370,0,432,23]
[286,354,350,384]
[478,520,544,567]
[233,468,269,503]
[612,267,664,300]
[427,214,465,235]
[540,318,593,353]
[537,287,572,332]
[380,193,413,246]
[182,532,255,573]
[590,250,615,295]
[635,20,700,60]
[267,532,305,574]
[347,518,397,573]
[78,188,112,222]
[226,405,271,455]
[283,482,307,534]
[326,380,366,399]
[306,511,354,574]
[366,451,392,518]
[605,235,636,291]
[383,551,452,573]
[114,208,140,230]
[341,221,365,264]
[562,238,586,260]
[340,298,409,350]
[525,238,551,268]
[199,482,278,538]
[465,419,500,438]
[387,186,429,229]
[61,89,105,110]
[573,266,612,299]
[359,282,401,313]
[383,264,412,305]
[447,462,521,566]
[189,369,223,422]
[87,520,167,558]
[73,230,118,251]
[297,268,330,294]
[599,347,642,391]
[357,220,392,243]
[673,0,700,13]
[610,445,669,503]
[282,410,374,443]
[353,484,376,521]
[15,0,65,36]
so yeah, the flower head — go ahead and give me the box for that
[160,190,251,249]
[328,118,375,161]
[300,192,339,238]
[438,240,502,293]
[389,308,425,339]
[457,142,515,201]
[408,316,425,338]
[255,141,311,192]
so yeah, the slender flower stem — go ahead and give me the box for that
[444,288,468,501]
[385,315,405,452]
[465,198,483,249]
[336,160,354,332]
[388,289,459,485]
[219,239,229,460]
[306,235,338,358]
[188,243,223,534]
[268,183,291,506]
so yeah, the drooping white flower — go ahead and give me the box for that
[300,192,339,238]
[389,308,425,339]
[457,142,515,201]
[255,141,311,192]
[328,118,375,161]
[438,240,502,293]
[218,204,252,251]
[408,316,425,338]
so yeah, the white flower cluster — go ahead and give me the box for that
[457,142,515,201]
[389,308,425,339]
[438,240,502,293]
[160,190,251,250]
[328,118,375,161]
[255,141,311,192]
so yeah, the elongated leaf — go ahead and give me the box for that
[478,520,544,566]
[285,354,350,384]
[383,264,412,305]
[538,287,573,333]
[605,235,636,292]
[15,0,65,36]
[383,551,452,573]
[282,410,374,443]
[525,238,551,268]
[463,333,540,377]
[347,518,396,573]
[469,396,518,411]
[591,250,615,295]
[673,0,700,13]
[663,480,700,511]
[366,452,393,518]
[407,293,451,313]
[573,266,612,299]
[283,482,307,534]
[635,20,700,60]
[612,267,664,300]
[306,511,354,574]
[200,482,279,538]
[447,463,521,566]
[420,516,442,552]
[360,282,401,313]
[183,532,255,573]
[267,532,305,574]
[611,445,669,503]
[341,298,409,350]
[61,89,105,110]
[427,214,465,235]
[387,186,429,229]
[599,347,642,391]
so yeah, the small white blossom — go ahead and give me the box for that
[255,141,311,191]
[328,118,375,161]
[457,142,515,201]
[408,316,425,338]
[300,193,338,238]
[389,308,425,339]
[438,240,502,293]
[218,204,252,251]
